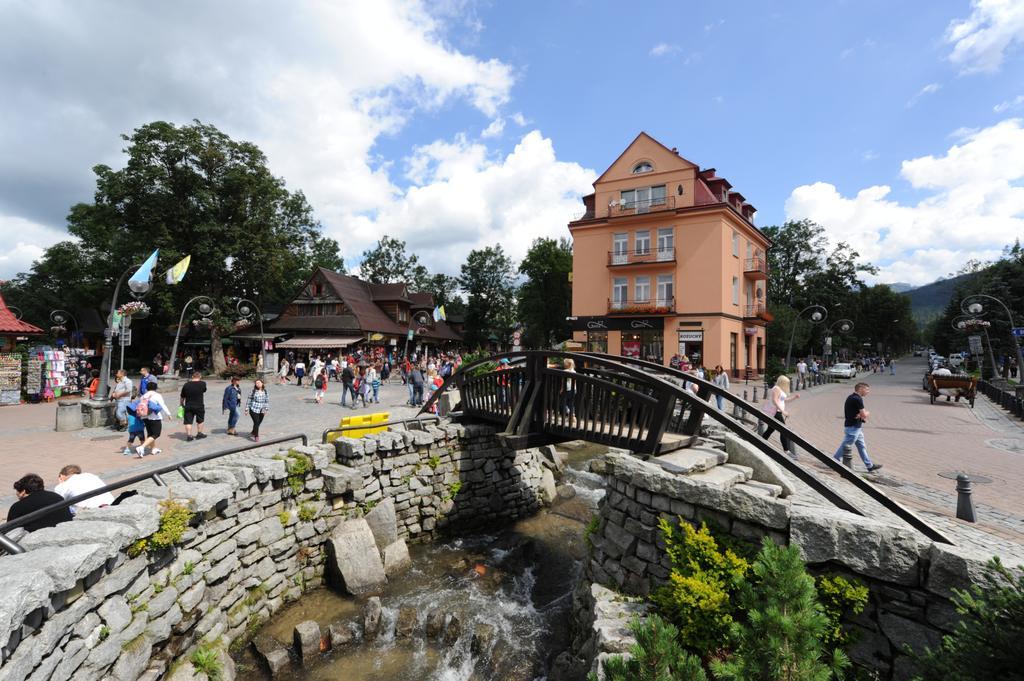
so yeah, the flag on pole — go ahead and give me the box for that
[432,306,441,322]
[165,255,191,285]
[129,249,159,289]
[438,305,446,321]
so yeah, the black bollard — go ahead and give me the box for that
[956,474,976,523]
[841,444,853,469]
[743,389,748,403]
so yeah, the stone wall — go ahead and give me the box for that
[0,422,549,681]
[580,434,1020,680]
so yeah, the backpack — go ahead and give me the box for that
[135,394,151,417]
[314,375,325,389]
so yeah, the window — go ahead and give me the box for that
[612,277,628,309]
[732,232,740,257]
[732,276,739,305]
[620,184,667,213]
[635,230,651,255]
[730,333,738,370]
[586,330,608,353]
[746,241,752,260]
[632,161,653,174]
[635,276,651,303]
[657,274,673,306]
[612,233,628,264]
[657,227,674,260]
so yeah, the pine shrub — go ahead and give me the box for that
[913,557,1024,681]
[590,615,707,681]
[711,538,849,681]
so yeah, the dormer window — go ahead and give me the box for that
[632,161,653,174]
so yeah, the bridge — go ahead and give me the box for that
[420,350,953,544]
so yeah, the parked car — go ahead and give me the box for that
[828,362,857,379]
[948,354,964,368]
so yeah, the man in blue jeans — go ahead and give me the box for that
[833,382,882,472]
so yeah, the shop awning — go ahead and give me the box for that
[276,336,363,349]
[229,332,281,341]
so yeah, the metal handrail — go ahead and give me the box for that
[0,432,309,555]
[582,353,952,544]
[320,415,441,444]
[421,351,952,544]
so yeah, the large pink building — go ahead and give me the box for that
[568,132,770,376]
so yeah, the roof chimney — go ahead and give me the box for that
[671,147,679,155]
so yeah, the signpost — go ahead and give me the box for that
[968,335,983,355]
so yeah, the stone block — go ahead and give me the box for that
[167,481,234,513]
[76,503,162,538]
[1,543,111,594]
[20,520,138,552]
[255,516,286,547]
[363,596,382,638]
[538,468,557,505]
[0,569,54,651]
[721,433,796,496]
[327,518,387,596]
[364,498,399,552]
[924,540,1021,599]
[383,539,412,577]
[293,619,322,662]
[791,503,922,586]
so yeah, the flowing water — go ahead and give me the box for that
[237,442,608,681]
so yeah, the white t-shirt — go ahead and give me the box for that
[797,361,807,375]
[295,361,306,373]
[142,391,169,420]
[55,473,115,513]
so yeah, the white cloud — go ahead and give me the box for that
[906,82,942,108]
[995,94,1024,111]
[862,150,879,161]
[649,43,680,57]
[359,131,595,273]
[0,215,68,280]
[0,0,525,278]
[785,118,1024,285]
[481,118,505,138]
[946,0,1024,75]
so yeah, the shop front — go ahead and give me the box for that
[569,316,665,364]
[677,329,704,367]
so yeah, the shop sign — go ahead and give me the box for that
[677,331,703,342]
[568,316,663,332]
[744,327,758,336]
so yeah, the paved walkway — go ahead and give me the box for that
[0,377,423,518]
[765,357,1024,540]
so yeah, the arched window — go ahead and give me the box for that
[632,161,653,174]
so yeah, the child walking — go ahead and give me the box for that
[122,399,147,456]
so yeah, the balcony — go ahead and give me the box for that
[607,195,676,218]
[608,246,676,267]
[744,303,772,323]
[744,256,769,279]
[608,297,675,315]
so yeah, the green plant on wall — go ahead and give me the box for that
[649,519,750,655]
[127,499,193,556]
[442,480,462,502]
[297,503,318,523]
[816,573,869,652]
[190,643,224,681]
[583,515,601,549]
[711,538,849,681]
[427,454,442,470]
[590,615,707,681]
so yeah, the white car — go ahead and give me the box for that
[828,362,856,379]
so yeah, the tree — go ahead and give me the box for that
[2,120,341,373]
[517,237,572,349]
[459,245,517,349]
[419,273,466,317]
[358,236,429,289]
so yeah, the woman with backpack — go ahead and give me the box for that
[135,382,172,458]
[313,369,328,405]
[245,379,270,442]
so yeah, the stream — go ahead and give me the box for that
[236,442,607,680]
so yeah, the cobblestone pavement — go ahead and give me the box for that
[752,357,1024,544]
[0,377,423,518]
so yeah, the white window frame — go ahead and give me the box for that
[732,232,740,257]
[746,241,752,260]
[634,230,651,256]
[657,227,674,261]
[732,277,740,306]
[657,274,673,307]
[612,277,628,309]
[634,276,651,304]
[612,233,628,265]
[632,161,653,174]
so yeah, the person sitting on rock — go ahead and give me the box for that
[7,473,73,532]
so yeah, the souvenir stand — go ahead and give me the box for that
[0,291,45,405]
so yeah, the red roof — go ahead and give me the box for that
[694,179,720,206]
[0,292,43,335]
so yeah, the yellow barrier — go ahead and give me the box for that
[326,411,390,441]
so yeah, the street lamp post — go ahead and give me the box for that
[169,297,216,376]
[961,294,1024,380]
[236,299,266,372]
[785,304,828,370]
[8,306,23,320]
[97,264,150,400]
[823,318,854,366]
[49,310,80,345]
[952,314,998,379]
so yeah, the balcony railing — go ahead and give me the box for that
[744,303,767,318]
[608,297,675,315]
[607,195,676,218]
[608,246,676,266]
[744,257,769,278]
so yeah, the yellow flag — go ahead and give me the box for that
[165,255,191,285]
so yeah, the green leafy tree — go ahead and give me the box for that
[517,237,572,348]
[592,615,708,681]
[420,272,466,317]
[2,120,341,372]
[358,236,429,289]
[914,557,1024,681]
[712,539,849,681]
[459,245,518,349]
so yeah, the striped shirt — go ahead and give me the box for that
[246,389,269,413]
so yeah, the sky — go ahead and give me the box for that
[0,0,1022,287]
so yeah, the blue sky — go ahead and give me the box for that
[1,0,1022,285]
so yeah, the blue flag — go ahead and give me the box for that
[129,249,159,289]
